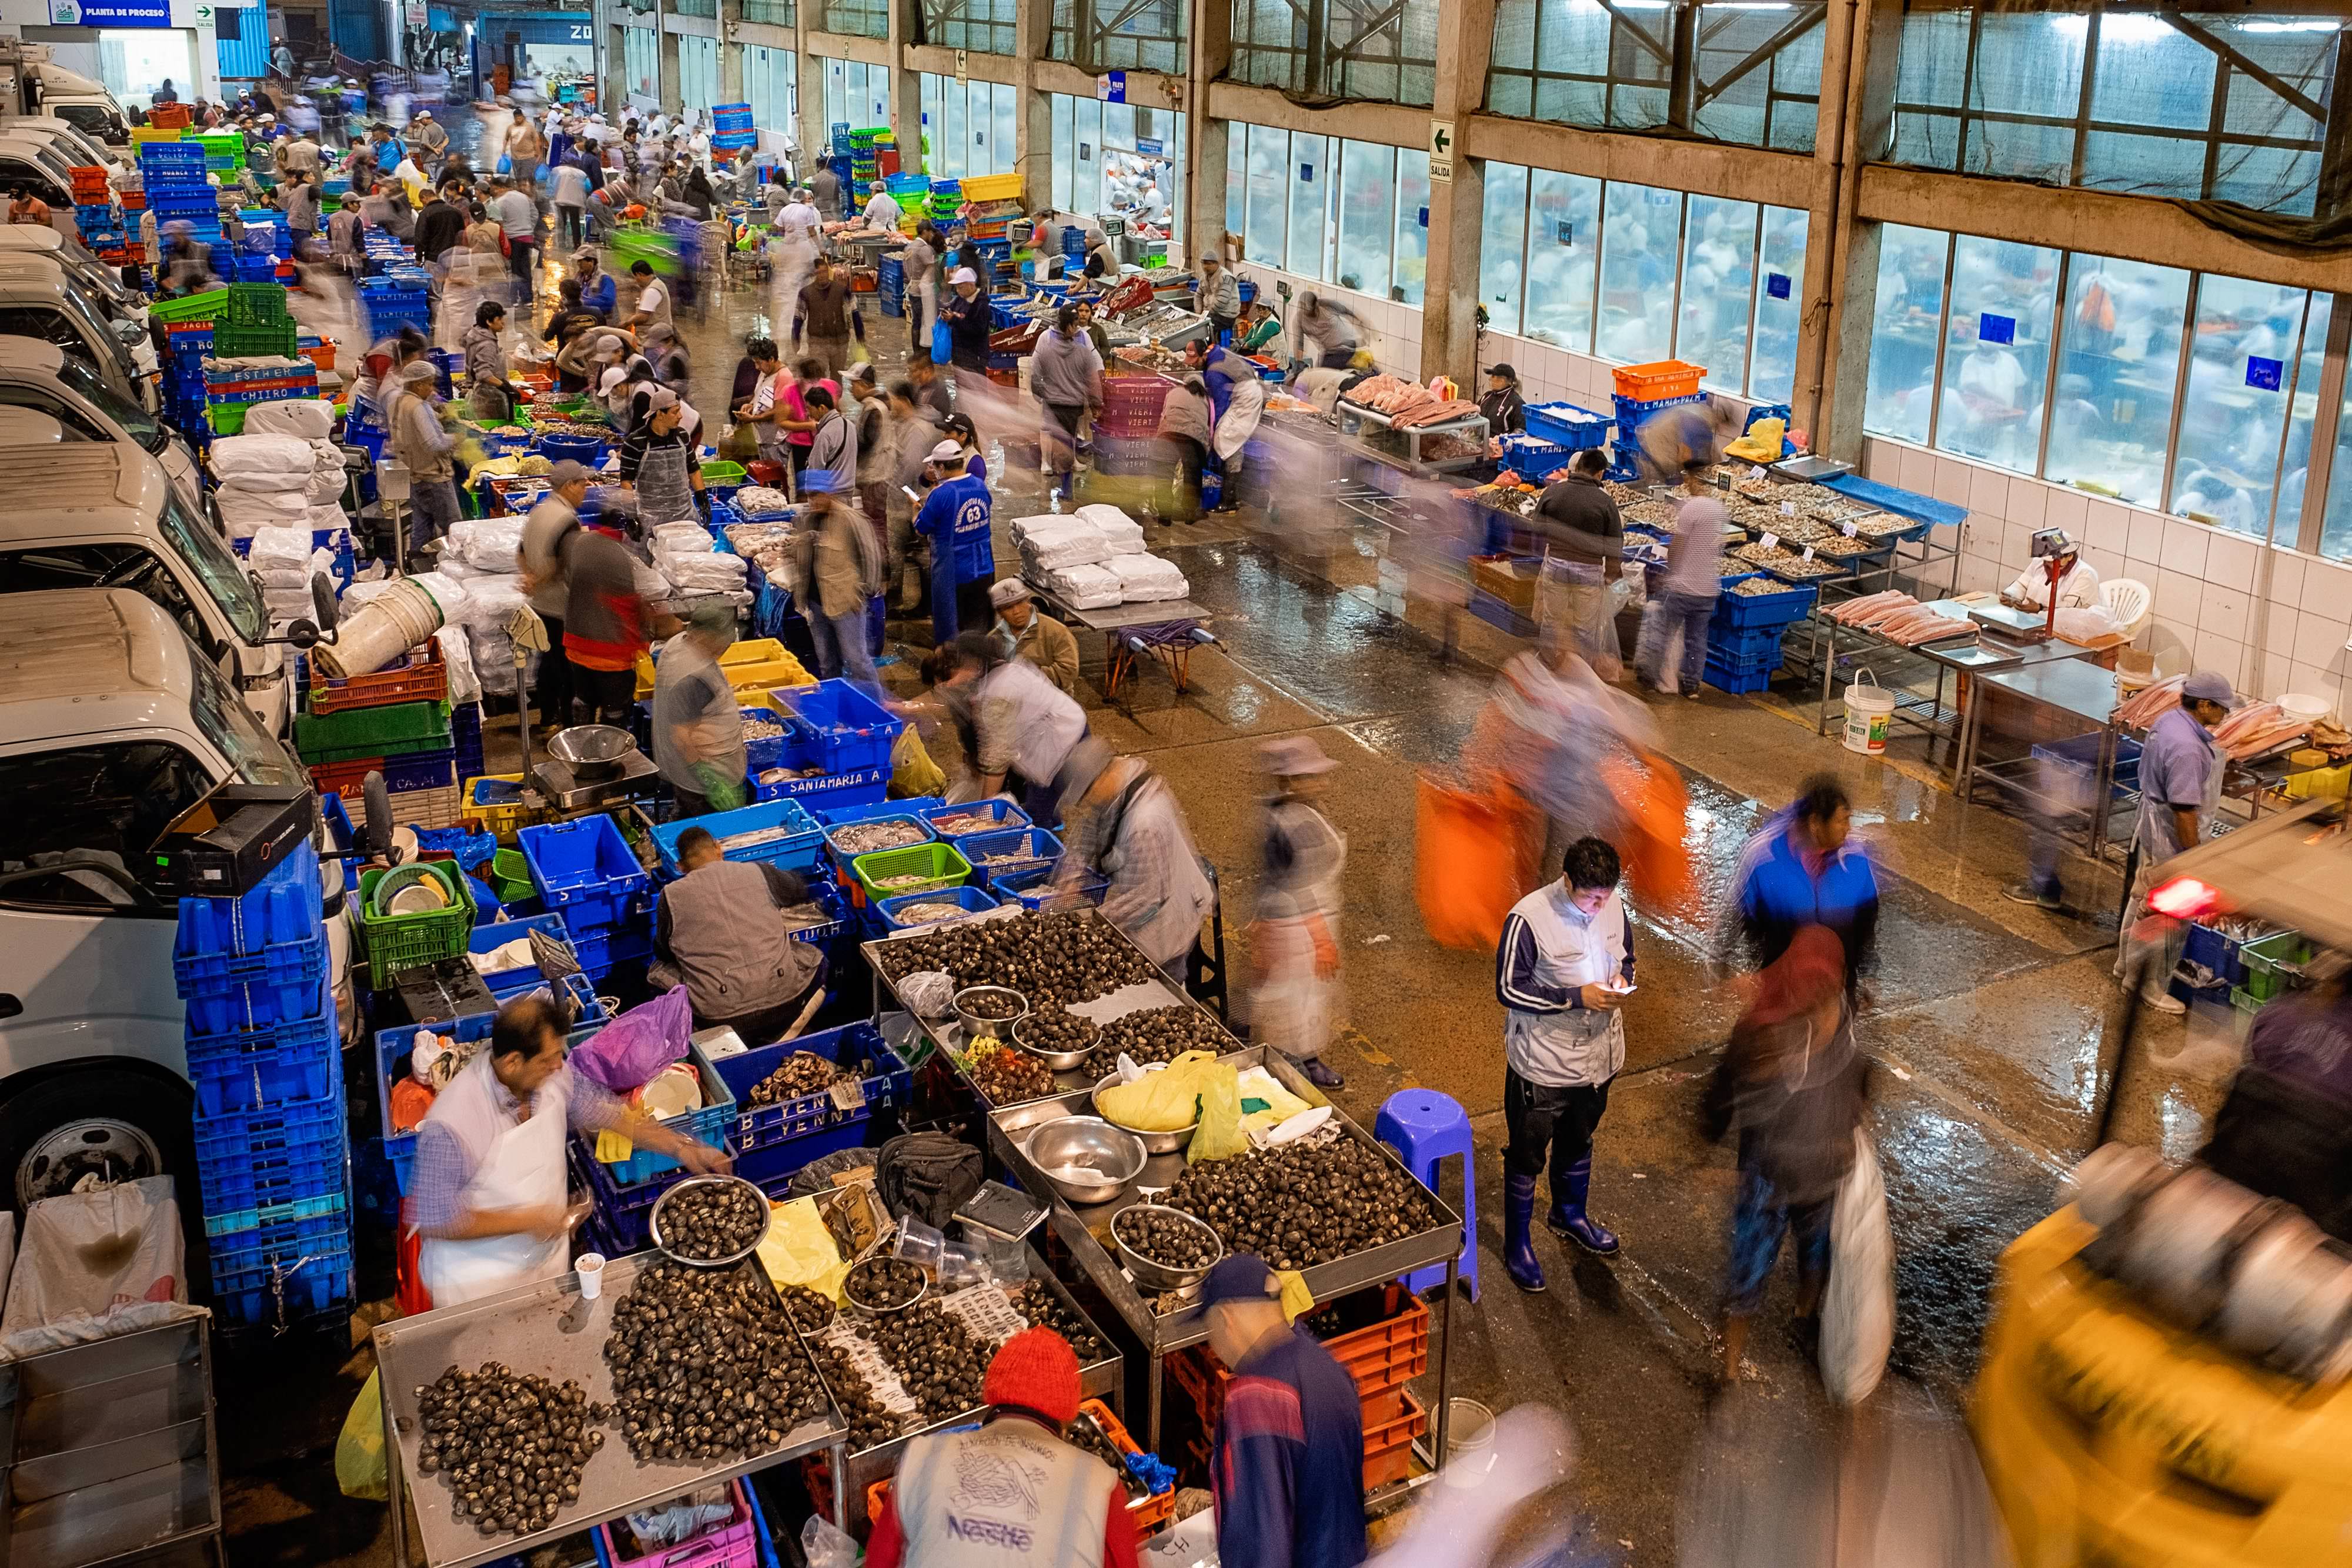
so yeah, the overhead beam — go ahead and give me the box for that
[1697,7,1828,110]
[1456,113,1812,202]
[803,28,893,64]
[1205,78,1429,146]
[2164,10,2328,125]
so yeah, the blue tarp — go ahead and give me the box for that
[1822,472,1966,530]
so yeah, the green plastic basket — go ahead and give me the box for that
[149,288,229,324]
[488,848,535,904]
[205,402,248,436]
[699,460,746,488]
[356,861,477,989]
[2240,931,2317,1002]
[224,283,292,330]
[853,842,973,905]
[293,698,454,765]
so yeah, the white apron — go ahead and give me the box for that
[1253,823,1345,1061]
[416,1056,570,1307]
[1214,374,1266,463]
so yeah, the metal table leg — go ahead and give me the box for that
[1956,681,1984,798]
[2090,723,2117,860]
[1432,1256,1456,1470]
[830,1439,848,1528]
[1815,620,1834,737]
[1147,1353,1164,1457]
[380,1344,412,1568]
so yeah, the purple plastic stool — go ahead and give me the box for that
[1375,1088,1478,1302]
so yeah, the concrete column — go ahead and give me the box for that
[1014,0,1054,208]
[720,1,745,101]
[1810,0,1901,462]
[660,25,683,114]
[887,0,923,175]
[1417,0,1494,383]
[607,22,632,112]
[1182,0,1232,262]
[794,12,821,181]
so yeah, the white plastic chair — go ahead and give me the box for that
[2101,577,2152,641]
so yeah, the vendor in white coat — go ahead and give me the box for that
[410,995,731,1306]
[952,630,1091,827]
[1998,530,2100,613]
[1494,835,1634,1294]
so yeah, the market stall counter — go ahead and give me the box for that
[374,1254,850,1568]
[1021,580,1218,699]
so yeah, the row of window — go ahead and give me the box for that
[1471,166,1809,407]
[1051,98,1185,244]
[621,26,657,105]
[1862,227,2351,560]
[1221,124,1431,306]
[675,35,720,121]
[918,75,1018,180]
[1229,0,1439,108]
[1048,0,1184,75]
[920,0,1014,54]
[741,44,799,138]
[817,56,891,136]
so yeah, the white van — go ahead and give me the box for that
[0,442,314,730]
[0,116,124,178]
[0,589,347,1213]
[0,252,158,404]
[29,59,130,148]
[0,224,156,335]
[0,336,197,503]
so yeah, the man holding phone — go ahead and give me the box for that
[1494,836,1635,1293]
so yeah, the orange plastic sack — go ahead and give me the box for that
[1416,775,1537,950]
[1602,750,1697,920]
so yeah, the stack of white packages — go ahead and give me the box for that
[652,523,751,610]
[209,434,318,541]
[241,400,348,530]
[246,524,338,626]
[443,515,527,576]
[1042,562,1124,609]
[1108,553,1190,603]
[1012,514,1112,573]
[1074,504,1147,554]
[432,516,534,696]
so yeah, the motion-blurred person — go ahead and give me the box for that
[2202,951,2352,1240]
[1532,449,1626,680]
[884,379,943,613]
[1479,362,1525,435]
[907,352,954,423]
[770,185,821,338]
[914,437,994,643]
[989,578,1078,695]
[551,152,590,250]
[516,460,593,731]
[415,178,466,266]
[1211,356,1267,513]
[1031,304,1104,500]
[649,828,827,1041]
[1496,835,1634,1289]
[1201,253,1241,342]
[1634,397,1738,486]
[848,363,892,539]
[795,254,856,382]
[1701,925,1868,1383]
[388,359,460,554]
[463,301,514,423]
[1466,643,1658,884]
[1156,376,1211,519]
[807,162,840,222]
[1636,459,1724,696]
[1721,776,1881,991]
[2114,671,2232,1015]
[790,477,886,700]
[650,603,749,816]
[901,221,941,358]
[1056,738,1217,981]
[941,267,992,375]
[867,1328,1141,1568]
[1202,1253,1367,1568]
[558,514,682,725]
[1292,290,1364,370]
[1254,737,1349,1089]
[930,631,1090,825]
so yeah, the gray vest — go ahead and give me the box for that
[650,638,748,792]
[891,1419,1112,1568]
[663,860,816,1020]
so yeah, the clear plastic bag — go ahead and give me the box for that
[802,1513,859,1568]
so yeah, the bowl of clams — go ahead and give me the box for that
[1110,1202,1224,1293]
[647,1175,771,1268]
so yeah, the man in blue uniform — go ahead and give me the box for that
[2117,670,2232,1014]
[914,438,993,645]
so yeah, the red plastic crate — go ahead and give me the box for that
[593,1475,758,1568]
[1171,1284,1431,1432]
[1612,359,1705,400]
[1362,1389,1428,1490]
[307,642,447,714]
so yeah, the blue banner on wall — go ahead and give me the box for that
[475,11,594,45]
[1978,312,2014,345]
[1767,272,1790,299]
[2246,356,2283,392]
[53,0,171,26]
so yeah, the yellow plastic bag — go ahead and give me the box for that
[1097,1050,1229,1133]
[1188,1064,1250,1163]
[757,1193,855,1302]
[336,1368,389,1502]
[890,725,946,800]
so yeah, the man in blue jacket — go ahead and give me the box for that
[1719,775,1880,988]
[1203,1254,1366,1568]
[913,439,993,645]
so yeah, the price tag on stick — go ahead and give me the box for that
[1802,546,1816,563]
[1842,521,1858,538]
[1760,531,1780,553]
[1780,500,1796,517]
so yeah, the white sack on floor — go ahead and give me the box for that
[209,433,316,477]
[241,399,336,441]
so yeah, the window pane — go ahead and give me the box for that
[1288,133,1329,279]
[944,81,967,178]
[1749,205,1808,406]
[1478,161,1529,337]
[1391,149,1430,306]
[1053,93,1073,212]
[1676,195,1758,392]
[1933,236,2059,472]
[1225,120,1244,243]
[1865,225,1947,443]
[1521,168,1598,353]
[994,85,1016,177]
[2088,15,2214,130]
[1596,181,1681,363]
[1074,98,1102,213]
[1335,141,1393,297]
[2043,255,2190,507]
[2326,364,2352,561]
[1245,123,1287,268]
[2173,276,2308,539]
[2284,293,2330,546]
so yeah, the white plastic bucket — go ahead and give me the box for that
[1440,1398,1498,1489]
[317,577,445,678]
[1842,670,1896,755]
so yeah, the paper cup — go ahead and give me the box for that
[576,1252,606,1301]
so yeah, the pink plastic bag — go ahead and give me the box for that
[568,986,694,1094]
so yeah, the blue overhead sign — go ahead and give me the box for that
[50,0,171,26]
[1096,71,1125,103]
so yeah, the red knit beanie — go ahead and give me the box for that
[983,1327,1081,1427]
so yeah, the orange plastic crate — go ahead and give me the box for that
[1612,359,1705,401]
[148,104,191,129]
[307,642,447,714]
[1362,1389,1428,1490]
[1170,1284,1431,1431]
[1081,1398,1176,1534]
[302,340,337,372]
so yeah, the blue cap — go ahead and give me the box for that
[1199,1253,1279,1309]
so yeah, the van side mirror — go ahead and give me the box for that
[310,571,339,636]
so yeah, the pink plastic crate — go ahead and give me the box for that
[592,1476,759,1568]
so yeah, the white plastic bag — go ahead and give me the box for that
[800,1514,858,1568]
[0,1177,186,1338]
[1820,1130,1894,1405]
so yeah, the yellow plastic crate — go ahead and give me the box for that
[2284,761,2350,802]
[459,773,535,844]
[633,638,815,700]
[958,172,1025,202]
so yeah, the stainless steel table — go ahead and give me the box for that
[373,1256,849,1568]
[1954,659,2126,860]
[1023,585,1217,699]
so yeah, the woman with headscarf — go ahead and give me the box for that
[1700,925,1870,1385]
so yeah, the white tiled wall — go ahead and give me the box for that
[1231,264,1421,378]
[1861,436,2352,716]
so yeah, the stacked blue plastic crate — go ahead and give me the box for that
[711,102,756,155]
[519,815,654,981]
[138,140,220,252]
[172,840,353,1335]
[359,269,431,339]
[1606,390,1708,482]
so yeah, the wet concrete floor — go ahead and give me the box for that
[225,227,2243,1566]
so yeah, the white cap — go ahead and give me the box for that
[950,267,978,285]
[927,439,964,464]
[988,578,1032,609]
[598,366,629,394]
[414,108,432,118]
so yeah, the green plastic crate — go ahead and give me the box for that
[356,861,477,988]
[488,848,535,904]
[149,288,229,324]
[2239,931,2317,1002]
[853,842,973,905]
[224,283,292,330]
[205,402,248,436]
[295,700,454,767]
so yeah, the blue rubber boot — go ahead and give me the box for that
[1503,1172,1546,1293]
[1548,1159,1621,1256]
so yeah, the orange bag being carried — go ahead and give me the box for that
[1415,774,1538,950]
[1602,749,1698,920]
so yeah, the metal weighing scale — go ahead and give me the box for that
[1967,599,2054,647]
[530,750,662,811]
